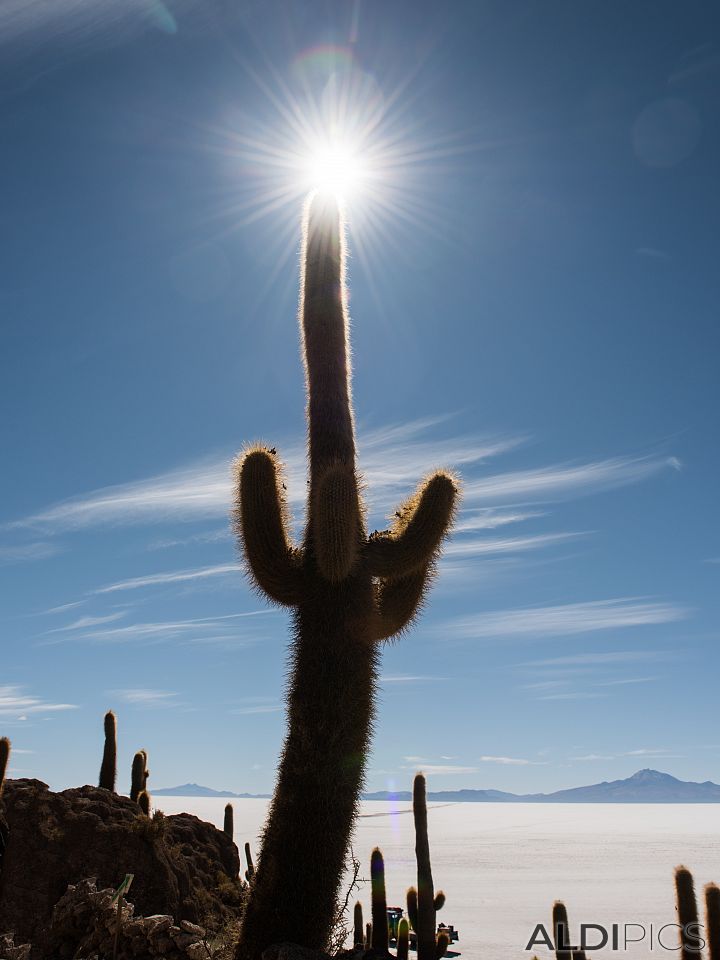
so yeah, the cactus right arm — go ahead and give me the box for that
[365,472,458,582]
[372,566,433,641]
[234,447,303,606]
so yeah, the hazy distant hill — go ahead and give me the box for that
[155,770,720,803]
[153,783,271,798]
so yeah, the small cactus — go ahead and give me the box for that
[675,866,702,960]
[705,883,720,960]
[552,902,586,960]
[130,751,147,803]
[245,842,255,882]
[224,803,234,840]
[552,902,572,960]
[98,710,117,792]
[137,790,151,817]
[353,901,364,948]
[371,847,388,955]
[397,918,410,960]
[0,737,10,794]
[365,923,372,951]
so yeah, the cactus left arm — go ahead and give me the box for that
[365,472,457,581]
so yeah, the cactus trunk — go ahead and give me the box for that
[233,194,458,959]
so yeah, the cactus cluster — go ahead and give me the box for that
[355,774,449,959]
[408,774,448,960]
[552,865,720,960]
[233,194,458,958]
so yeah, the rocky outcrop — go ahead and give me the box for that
[0,779,243,956]
[48,878,213,960]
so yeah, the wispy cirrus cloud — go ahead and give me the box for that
[522,650,674,667]
[6,420,519,535]
[443,531,587,558]
[0,542,62,565]
[40,610,273,647]
[401,762,478,775]
[464,455,680,504]
[8,420,678,541]
[229,697,283,716]
[572,747,683,761]
[46,612,126,633]
[446,598,688,642]
[380,675,447,684]
[0,685,78,717]
[538,691,608,701]
[109,688,179,707]
[478,755,544,766]
[91,563,240,595]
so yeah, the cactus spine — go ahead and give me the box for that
[353,901,364,949]
[98,710,117,792]
[371,847,389,955]
[706,883,720,960]
[130,751,147,803]
[675,866,702,960]
[233,194,458,959]
[0,738,9,794]
[412,774,448,960]
[224,803,234,840]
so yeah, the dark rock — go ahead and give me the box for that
[0,780,243,955]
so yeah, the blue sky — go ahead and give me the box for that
[1,0,719,795]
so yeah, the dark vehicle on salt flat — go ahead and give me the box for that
[387,907,460,955]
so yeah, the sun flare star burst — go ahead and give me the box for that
[304,142,366,198]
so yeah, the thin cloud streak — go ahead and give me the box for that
[522,650,674,667]
[109,688,179,707]
[0,542,62,565]
[39,610,273,647]
[92,563,240,594]
[478,755,540,766]
[0,685,78,717]
[447,598,688,641]
[464,455,679,503]
[443,532,586,558]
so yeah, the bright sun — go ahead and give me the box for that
[304,142,366,197]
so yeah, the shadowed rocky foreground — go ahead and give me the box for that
[0,779,243,960]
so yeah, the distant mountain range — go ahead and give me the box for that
[153,783,272,799]
[155,769,720,803]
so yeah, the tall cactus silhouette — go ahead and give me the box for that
[411,774,448,960]
[98,710,117,792]
[233,193,458,958]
